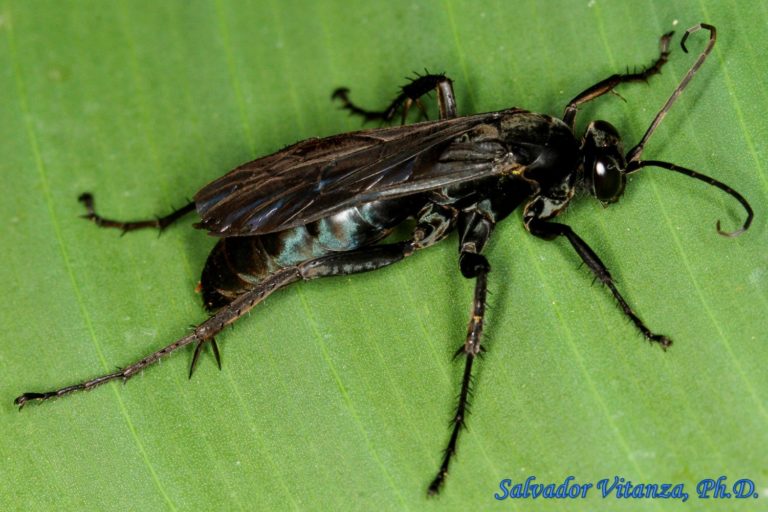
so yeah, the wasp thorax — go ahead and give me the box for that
[582,120,627,204]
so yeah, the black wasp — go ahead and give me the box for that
[16,24,752,495]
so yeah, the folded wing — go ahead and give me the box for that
[195,110,518,236]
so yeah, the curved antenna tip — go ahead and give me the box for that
[681,23,716,54]
[630,160,753,238]
[716,220,747,238]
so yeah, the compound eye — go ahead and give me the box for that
[592,156,626,203]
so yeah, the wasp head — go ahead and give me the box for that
[581,120,627,204]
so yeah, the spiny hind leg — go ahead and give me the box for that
[191,202,458,376]
[15,204,456,407]
[14,267,302,408]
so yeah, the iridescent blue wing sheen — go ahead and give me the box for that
[194,110,520,236]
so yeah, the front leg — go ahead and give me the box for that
[524,197,670,347]
[562,31,673,129]
[429,209,493,495]
[332,73,457,124]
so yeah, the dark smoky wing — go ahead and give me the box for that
[195,111,512,236]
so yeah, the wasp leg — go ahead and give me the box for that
[188,337,221,379]
[78,192,196,233]
[14,266,302,409]
[562,31,673,129]
[429,210,494,496]
[428,259,489,496]
[526,217,671,348]
[300,203,457,281]
[15,205,456,408]
[332,73,456,124]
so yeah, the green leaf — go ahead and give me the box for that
[2,1,766,510]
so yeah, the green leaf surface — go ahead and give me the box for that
[2,1,766,510]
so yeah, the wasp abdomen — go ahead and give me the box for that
[200,198,420,310]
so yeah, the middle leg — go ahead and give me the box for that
[428,208,495,495]
[333,73,457,123]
